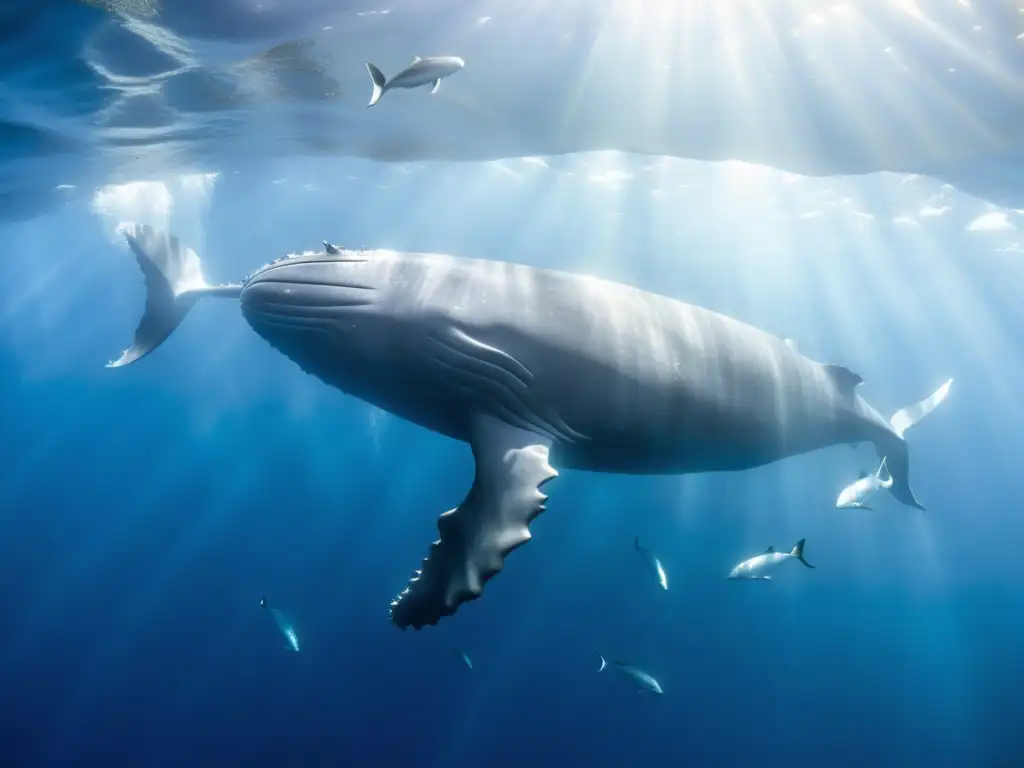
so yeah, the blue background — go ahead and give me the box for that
[2,155,1023,766]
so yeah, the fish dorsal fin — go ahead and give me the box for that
[412,56,421,64]
[857,470,869,480]
[765,546,774,554]
[824,364,864,399]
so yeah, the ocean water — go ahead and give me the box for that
[2,3,1024,767]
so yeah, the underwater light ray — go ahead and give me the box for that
[35,412,364,755]
[788,5,928,166]
[8,426,196,665]
[707,0,807,159]
[496,164,578,267]
[90,438,277,656]
[856,1,1024,169]
[247,402,401,602]
[0,224,122,371]
[904,0,1024,99]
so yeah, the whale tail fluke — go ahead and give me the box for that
[882,442,925,510]
[879,379,953,511]
[108,224,241,368]
[889,379,953,438]
[365,62,387,106]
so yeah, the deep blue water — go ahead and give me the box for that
[3,4,1024,768]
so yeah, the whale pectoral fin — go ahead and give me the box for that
[390,415,557,630]
[429,78,441,94]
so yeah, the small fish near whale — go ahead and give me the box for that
[597,656,664,695]
[260,596,300,652]
[835,458,892,511]
[107,224,952,630]
[728,539,815,581]
[364,55,465,106]
[634,537,668,591]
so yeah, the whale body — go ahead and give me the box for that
[108,225,945,631]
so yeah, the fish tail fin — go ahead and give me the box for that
[889,379,954,438]
[365,62,387,106]
[597,654,607,673]
[107,224,240,369]
[259,596,267,609]
[791,538,814,569]
[634,536,641,551]
[877,456,892,484]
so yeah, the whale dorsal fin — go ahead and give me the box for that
[411,56,421,64]
[824,364,863,399]
[765,546,774,553]
[857,470,869,480]
[389,414,557,630]
[323,241,340,255]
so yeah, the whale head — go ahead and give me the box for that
[239,248,384,378]
[431,56,465,76]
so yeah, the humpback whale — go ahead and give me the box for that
[109,224,948,630]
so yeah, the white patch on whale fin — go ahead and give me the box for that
[889,378,953,438]
[823,364,864,400]
[389,414,557,630]
[430,78,441,94]
[107,224,239,368]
